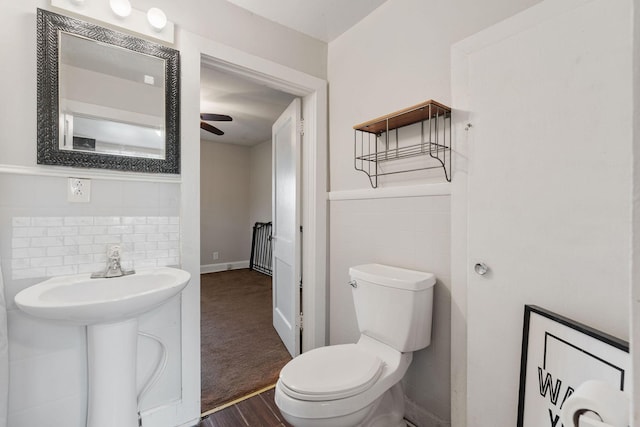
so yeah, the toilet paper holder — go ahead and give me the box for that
[560,380,629,427]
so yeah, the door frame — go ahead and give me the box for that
[197,54,327,354]
[174,30,327,426]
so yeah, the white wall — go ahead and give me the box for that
[134,0,327,80]
[451,1,633,426]
[327,0,540,425]
[0,1,327,426]
[249,140,273,226]
[200,140,251,266]
[330,194,451,424]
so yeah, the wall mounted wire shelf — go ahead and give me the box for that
[353,100,451,188]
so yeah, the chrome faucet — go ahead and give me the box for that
[91,245,135,278]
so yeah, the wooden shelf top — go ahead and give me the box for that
[353,100,451,134]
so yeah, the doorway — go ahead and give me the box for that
[198,61,298,413]
[176,35,327,423]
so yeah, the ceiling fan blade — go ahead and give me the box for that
[200,113,233,122]
[200,121,224,136]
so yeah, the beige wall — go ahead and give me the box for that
[200,141,251,265]
[200,139,272,267]
[249,140,272,226]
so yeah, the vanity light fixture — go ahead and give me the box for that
[109,0,132,18]
[51,0,175,43]
[146,7,167,31]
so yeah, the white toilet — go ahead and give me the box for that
[275,263,436,427]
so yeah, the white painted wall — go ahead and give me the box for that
[249,140,273,226]
[200,141,251,266]
[327,0,541,425]
[329,194,452,424]
[451,1,633,426]
[133,0,327,80]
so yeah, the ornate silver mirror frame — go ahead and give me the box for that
[37,8,180,174]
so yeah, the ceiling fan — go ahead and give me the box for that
[200,113,233,136]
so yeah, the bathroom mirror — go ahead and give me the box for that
[37,8,180,173]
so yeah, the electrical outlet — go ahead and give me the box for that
[213,251,219,261]
[67,178,91,203]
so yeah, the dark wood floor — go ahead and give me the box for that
[200,387,293,427]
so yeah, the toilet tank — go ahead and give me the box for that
[349,264,436,352]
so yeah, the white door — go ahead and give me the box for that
[462,1,630,426]
[272,98,302,357]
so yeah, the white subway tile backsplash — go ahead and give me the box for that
[32,217,64,227]
[13,268,46,279]
[11,259,30,269]
[30,237,64,248]
[107,225,133,235]
[94,217,121,226]
[134,225,157,234]
[47,226,78,237]
[64,216,94,226]
[64,236,93,246]
[30,256,64,268]
[11,238,29,248]
[93,235,122,245]
[11,216,181,279]
[46,265,78,276]
[78,226,107,236]
[123,234,147,243]
[147,233,168,242]
[122,216,147,225]
[64,254,94,265]
[12,217,31,226]
[47,246,78,257]
[147,216,169,225]
[12,247,46,259]
[159,224,179,233]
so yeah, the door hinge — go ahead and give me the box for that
[298,119,305,136]
[298,312,303,330]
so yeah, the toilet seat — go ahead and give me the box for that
[279,344,383,401]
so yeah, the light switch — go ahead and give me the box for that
[68,178,91,203]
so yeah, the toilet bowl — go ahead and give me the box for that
[275,264,436,427]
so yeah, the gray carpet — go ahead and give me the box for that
[200,269,291,412]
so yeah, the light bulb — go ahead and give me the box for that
[110,0,132,18]
[147,7,167,31]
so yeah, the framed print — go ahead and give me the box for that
[516,305,629,427]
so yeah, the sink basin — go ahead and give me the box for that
[14,266,191,427]
[14,266,190,325]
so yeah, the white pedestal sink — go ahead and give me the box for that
[14,267,191,427]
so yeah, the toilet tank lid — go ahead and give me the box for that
[349,264,436,291]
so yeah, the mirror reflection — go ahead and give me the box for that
[37,8,180,174]
[58,32,166,159]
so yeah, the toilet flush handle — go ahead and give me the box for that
[348,280,357,288]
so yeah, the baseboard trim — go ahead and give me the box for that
[404,396,450,427]
[201,260,250,274]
